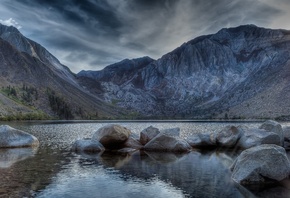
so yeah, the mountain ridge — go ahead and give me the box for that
[0,24,126,120]
[78,24,290,119]
[1,23,290,120]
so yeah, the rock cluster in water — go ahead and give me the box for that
[186,120,283,150]
[72,120,290,187]
[72,124,190,153]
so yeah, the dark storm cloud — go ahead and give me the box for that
[0,0,288,72]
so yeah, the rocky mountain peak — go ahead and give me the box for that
[77,25,290,119]
[0,24,20,35]
[77,56,154,84]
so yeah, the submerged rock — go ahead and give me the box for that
[92,124,131,149]
[72,139,105,153]
[231,144,290,185]
[140,126,160,145]
[143,133,191,152]
[0,125,39,148]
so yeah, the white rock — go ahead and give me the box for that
[231,144,290,185]
[0,125,39,148]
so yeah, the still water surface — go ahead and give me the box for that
[0,121,290,198]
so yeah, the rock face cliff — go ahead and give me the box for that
[78,25,290,119]
[0,24,124,119]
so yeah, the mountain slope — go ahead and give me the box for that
[0,24,124,120]
[78,25,290,119]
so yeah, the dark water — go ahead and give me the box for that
[0,121,290,198]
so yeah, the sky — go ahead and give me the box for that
[0,0,290,73]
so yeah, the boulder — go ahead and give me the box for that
[216,125,242,147]
[0,125,39,148]
[92,125,131,149]
[283,126,290,142]
[140,126,160,145]
[186,132,216,148]
[284,141,290,150]
[231,144,290,185]
[72,139,105,153]
[143,133,191,152]
[160,127,180,137]
[259,120,284,146]
[122,137,143,149]
[236,127,280,150]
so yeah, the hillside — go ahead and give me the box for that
[0,24,125,120]
[78,25,290,120]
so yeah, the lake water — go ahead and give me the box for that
[1,121,290,198]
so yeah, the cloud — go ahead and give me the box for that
[0,0,288,73]
[0,18,22,29]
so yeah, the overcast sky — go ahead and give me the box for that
[1,0,290,73]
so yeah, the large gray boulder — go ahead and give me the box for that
[92,125,131,149]
[0,125,39,148]
[160,127,180,137]
[186,132,216,148]
[236,127,280,150]
[231,144,290,185]
[122,137,143,149]
[140,126,160,145]
[143,133,191,152]
[72,139,105,153]
[259,120,284,146]
[283,126,290,142]
[216,126,242,147]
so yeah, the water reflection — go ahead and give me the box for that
[0,147,38,168]
[143,151,186,164]
[37,150,245,198]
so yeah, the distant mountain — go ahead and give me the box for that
[0,24,124,120]
[78,25,290,119]
[2,23,290,120]
[77,57,154,95]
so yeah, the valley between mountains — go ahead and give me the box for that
[1,24,290,120]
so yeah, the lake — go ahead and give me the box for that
[1,121,290,198]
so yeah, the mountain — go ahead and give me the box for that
[77,57,154,95]
[77,25,290,119]
[0,24,125,120]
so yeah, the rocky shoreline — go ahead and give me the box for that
[1,120,290,191]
